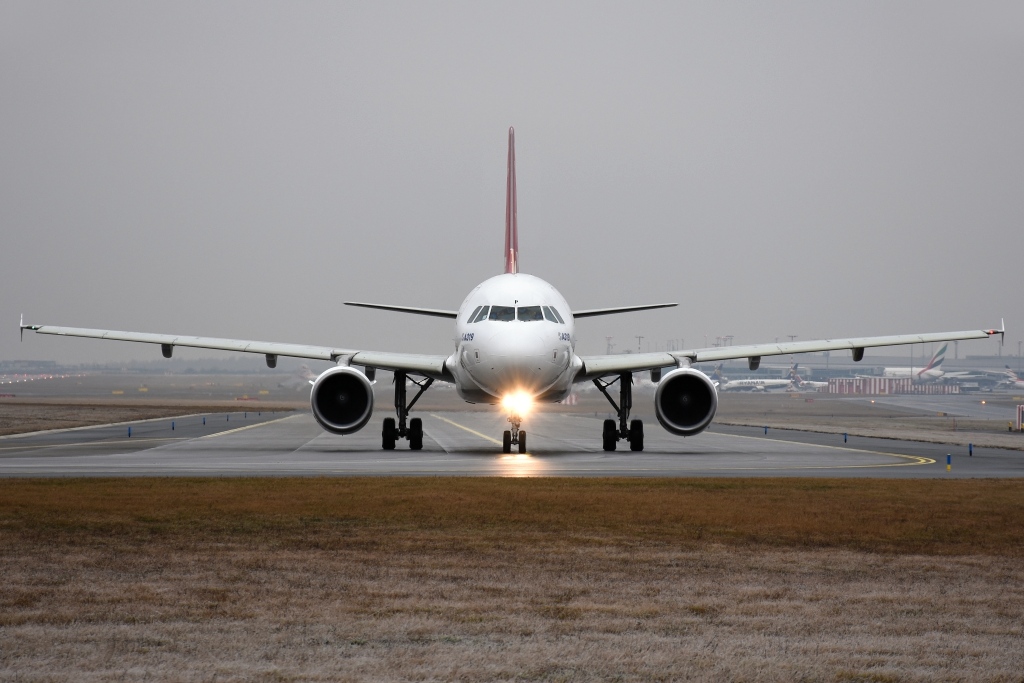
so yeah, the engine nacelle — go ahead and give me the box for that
[654,367,719,437]
[310,366,374,435]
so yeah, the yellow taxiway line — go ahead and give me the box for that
[704,430,935,467]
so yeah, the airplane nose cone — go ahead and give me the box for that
[472,329,556,394]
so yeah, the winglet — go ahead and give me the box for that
[504,126,518,274]
[19,314,40,342]
[986,318,1006,345]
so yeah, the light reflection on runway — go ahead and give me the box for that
[496,453,548,477]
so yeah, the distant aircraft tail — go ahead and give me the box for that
[504,127,519,274]
[789,363,803,384]
[921,343,947,373]
[709,364,726,382]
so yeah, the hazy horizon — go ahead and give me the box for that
[3,2,1021,364]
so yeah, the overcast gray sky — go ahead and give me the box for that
[2,1,1021,364]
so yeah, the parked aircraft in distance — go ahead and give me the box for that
[998,369,1024,391]
[278,364,317,391]
[941,365,1023,390]
[20,129,1005,453]
[789,365,828,391]
[719,373,794,392]
[879,343,948,382]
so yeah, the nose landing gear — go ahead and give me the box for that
[593,372,644,452]
[381,370,433,450]
[502,413,527,454]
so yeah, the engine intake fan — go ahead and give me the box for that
[310,366,374,434]
[654,367,718,437]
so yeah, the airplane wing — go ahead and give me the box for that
[572,303,677,318]
[576,324,1004,381]
[344,302,459,318]
[19,323,450,379]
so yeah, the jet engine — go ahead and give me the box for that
[310,366,374,434]
[654,367,718,437]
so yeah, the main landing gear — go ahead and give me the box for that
[502,413,527,455]
[593,372,644,452]
[382,370,433,450]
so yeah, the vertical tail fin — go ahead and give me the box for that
[504,127,518,274]
[923,343,947,372]
[710,364,725,382]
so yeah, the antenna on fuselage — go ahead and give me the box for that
[504,126,519,274]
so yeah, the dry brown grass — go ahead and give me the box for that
[3,478,1023,555]
[2,478,1024,681]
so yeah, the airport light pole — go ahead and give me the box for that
[1018,341,1021,374]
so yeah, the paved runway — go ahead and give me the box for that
[1,410,1021,477]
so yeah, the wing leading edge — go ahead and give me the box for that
[20,323,450,379]
[577,324,1004,381]
[344,302,459,319]
[573,303,677,318]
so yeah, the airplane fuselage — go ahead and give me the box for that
[881,367,943,381]
[720,378,792,392]
[448,273,580,404]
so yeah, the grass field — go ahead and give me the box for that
[2,478,1023,681]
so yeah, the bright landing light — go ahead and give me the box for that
[501,391,533,416]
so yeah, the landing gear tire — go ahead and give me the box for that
[518,430,527,454]
[382,418,397,450]
[602,419,617,452]
[629,419,644,452]
[386,371,433,451]
[502,430,512,454]
[595,373,640,453]
[409,417,423,451]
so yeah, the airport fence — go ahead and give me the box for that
[827,377,960,395]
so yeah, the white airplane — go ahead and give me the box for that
[879,343,948,382]
[718,375,794,392]
[788,364,828,391]
[997,369,1024,391]
[278,363,318,391]
[20,129,1005,453]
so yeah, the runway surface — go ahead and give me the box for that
[2,409,1021,477]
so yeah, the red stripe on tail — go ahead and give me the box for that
[504,127,518,274]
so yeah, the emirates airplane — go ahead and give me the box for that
[21,129,1004,454]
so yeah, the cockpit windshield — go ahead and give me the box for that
[517,306,544,322]
[476,305,561,322]
[488,306,516,322]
